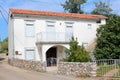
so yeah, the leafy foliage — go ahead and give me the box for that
[94,14,120,59]
[0,38,8,53]
[62,0,86,13]
[91,1,112,15]
[64,37,91,62]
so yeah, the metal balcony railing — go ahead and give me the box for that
[36,32,72,42]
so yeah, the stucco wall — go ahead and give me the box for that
[9,15,106,61]
[58,62,97,77]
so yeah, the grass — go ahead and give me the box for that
[97,64,120,76]
[113,70,120,78]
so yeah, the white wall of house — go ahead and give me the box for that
[9,14,106,62]
[8,14,14,61]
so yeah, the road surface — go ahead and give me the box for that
[0,54,98,80]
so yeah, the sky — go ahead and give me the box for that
[0,0,120,41]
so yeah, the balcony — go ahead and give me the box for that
[36,32,72,44]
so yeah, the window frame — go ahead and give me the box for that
[88,24,92,29]
[82,42,88,48]
[24,47,35,60]
[24,20,35,37]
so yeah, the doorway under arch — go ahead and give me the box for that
[46,45,68,67]
[46,47,57,66]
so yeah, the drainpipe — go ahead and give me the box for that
[10,13,14,64]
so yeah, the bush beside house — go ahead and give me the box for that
[57,37,96,77]
[64,37,91,62]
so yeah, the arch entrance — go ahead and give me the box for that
[46,45,68,67]
[46,47,57,66]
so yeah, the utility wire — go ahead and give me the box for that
[0,5,8,22]
[0,5,8,15]
[23,0,60,5]
[0,10,8,24]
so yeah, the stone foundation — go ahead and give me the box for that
[9,58,45,72]
[58,62,97,77]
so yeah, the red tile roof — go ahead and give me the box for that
[10,8,107,20]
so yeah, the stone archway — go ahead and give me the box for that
[44,45,69,73]
[45,45,68,67]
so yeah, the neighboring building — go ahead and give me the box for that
[8,8,106,66]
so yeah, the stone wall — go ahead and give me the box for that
[58,62,97,77]
[9,58,45,72]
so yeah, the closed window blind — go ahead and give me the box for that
[25,20,35,37]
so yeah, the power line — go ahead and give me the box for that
[23,0,60,5]
[0,4,8,23]
[0,10,8,24]
[0,5,8,15]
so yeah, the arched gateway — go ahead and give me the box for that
[46,45,68,67]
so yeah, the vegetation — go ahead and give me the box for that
[0,38,8,53]
[97,63,120,77]
[62,0,87,13]
[91,1,112,15]
[97,64,117,76]
[64,37,91,62]
[94,14,120,59]
[114,70,120,77]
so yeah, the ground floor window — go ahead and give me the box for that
[25,47,35,60]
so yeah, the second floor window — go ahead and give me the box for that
[25,20,35,37]
[65,22,73,33]
[46,21,55,32]
[88,24,92,29]
[65,22,73,40]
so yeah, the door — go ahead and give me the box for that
[46,47,57,66]
[46,21,56,41]
[65,22,73,40]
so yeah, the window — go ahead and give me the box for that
[82,42,88,48]
[96,19,101,23]
[46,21,55,32]
[46,21,56,40]
[88,24,92,29]
[25,20,35,37]
[25,47,35,60]
[65,22,73,32]
[65,22,73,40]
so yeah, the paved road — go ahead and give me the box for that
[0,54,98,80]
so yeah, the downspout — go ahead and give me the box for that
[9,13,15,64]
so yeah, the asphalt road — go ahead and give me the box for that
[0,54,98,80]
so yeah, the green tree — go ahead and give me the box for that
[62,0,87,13]
[91,1,112,15]
[1,38,8,53]
[64,37,91,62]
[94,14,120,59]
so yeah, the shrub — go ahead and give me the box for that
[64,37,91,62]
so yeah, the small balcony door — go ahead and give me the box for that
[46,21,56,41]
[65,22,73,40]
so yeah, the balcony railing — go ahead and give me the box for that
[36,32,73,42]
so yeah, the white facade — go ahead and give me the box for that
[8,9,106,66]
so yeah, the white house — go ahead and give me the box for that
[8,8,106,66]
